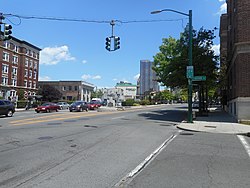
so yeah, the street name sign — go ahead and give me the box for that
[193,76,206,81]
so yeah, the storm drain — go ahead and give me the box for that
[38,136,53,140]
[180,132,194,136]
[204,126,217,128]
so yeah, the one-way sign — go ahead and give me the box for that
[193,76,206,81]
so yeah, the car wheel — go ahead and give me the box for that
[79,107,83,112]
[6,110,13,117]
[46,109,50,113]
[86,108,88,112]
[70,110,72,112]
[36,111,40,113]
[56,109,58,112]
[60,106,63,110]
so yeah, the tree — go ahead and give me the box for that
[153,27,219,90]
[91,89,103,99]
[153,27,219,111]
[37,85,62,102]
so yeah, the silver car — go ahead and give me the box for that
[57,102,70,110]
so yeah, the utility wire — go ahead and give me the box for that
[3,13,187,25]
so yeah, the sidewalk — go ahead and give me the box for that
[177,108,250,134]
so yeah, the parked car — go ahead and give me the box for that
[69,101,88,112]
[87,101,99,110]
[91,100,102,108]
[35,102,60,113]
[57,102,70,110]
[0,99,15,117]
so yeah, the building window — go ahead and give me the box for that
[34,62,37,69]
[14,45,19,53]
[75,86,78,91]
[1,77,8,85]
[2,64,9,74]
[2,52,10,62]
[25,58,29,67]
[29,70,32,78]
[12,67,18,75]
[33,71,37,79]
[12,79,17,87]
[24,80,27,87]
[3,41,10,48]
[25,69,28,77]
[33,82,36,89]
[69,86,72,91]
[29,81,32,88]
[12,55,18,64]
[62,86,66,91]
[29,60,33,68]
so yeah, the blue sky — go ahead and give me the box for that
[2,0,226,88]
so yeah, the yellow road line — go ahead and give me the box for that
[11,111,117,126]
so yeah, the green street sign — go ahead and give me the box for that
[186,66,194,78]
[193,76,206,81]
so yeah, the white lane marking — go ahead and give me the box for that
[115,130,182,187]
[237,135,250,158]
[111,116,125,120]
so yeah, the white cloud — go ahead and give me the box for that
[212,44,220,56]
[40,45,75,65]
[217,0,227,14]
[134,74,140,80]
[82,60,87,64]
[81,74,101,80]
[38,76,51,81]
[92,75,101,80]
[113,78,118,81]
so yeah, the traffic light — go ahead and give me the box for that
[4,24,12,41]
[105,37,111,51]
[114,36,120,50]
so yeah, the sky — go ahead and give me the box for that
[1,0,227,88]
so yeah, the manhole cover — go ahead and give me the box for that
[64,120,77,122]
[180,132,194,135]
[38,136,53,140]
[47,123,62,125]
[84,125,98,128]
[204,126,217,128]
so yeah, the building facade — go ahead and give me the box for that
[38,81,95,102]
[139,60,159,98]
[0,37,41,101]
[220,0,250,121]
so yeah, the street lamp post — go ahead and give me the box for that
[151,9,193,123]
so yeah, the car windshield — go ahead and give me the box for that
[72,102,82,105]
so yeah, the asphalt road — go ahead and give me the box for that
[0,104,186,188]
[0,104,249,188]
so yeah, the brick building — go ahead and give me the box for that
[38,81,95,102]
[220,0,250,121]
[0,37,41,101]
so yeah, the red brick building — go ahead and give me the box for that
[0,37,41,101]
[220,0,250,121]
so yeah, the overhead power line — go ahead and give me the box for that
[3,13,187,25]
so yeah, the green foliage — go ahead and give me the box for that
[18,89,25,100]
[153,27,219,90]
[37,85,62,102]
[91,90,103,98]
[139,100,150,105]
[122,99,135,106]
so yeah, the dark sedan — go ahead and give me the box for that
[35,102,60,113]
[69,101,88,112]
[0,99,15,117]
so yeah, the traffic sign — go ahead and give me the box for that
[186,66,194,78]
[193,76,206,81]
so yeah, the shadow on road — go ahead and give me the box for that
[138,109,187,123]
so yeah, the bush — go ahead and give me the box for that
[122,99,135,106]
[139,100,150,105]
